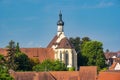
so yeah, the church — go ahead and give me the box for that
[0,12,77,70]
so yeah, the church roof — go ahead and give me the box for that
[47,35,73,49]
[0,48,54,63]
[20,48,54,62]
[47,35,58,48]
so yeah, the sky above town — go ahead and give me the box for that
[0,0,120,52]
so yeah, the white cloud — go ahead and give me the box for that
[81,1,114,9]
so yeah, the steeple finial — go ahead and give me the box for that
[59,10,62,20]
[57,11,64,26]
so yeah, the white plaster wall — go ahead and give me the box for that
[115,63,120,70]
[56,32,65,43]
[54,48,77,69]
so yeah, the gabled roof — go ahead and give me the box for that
[79,66,97,80]
[104,51,120,59]
[56,37,73,49]
[47,35,73,49]
[47,35,58,48]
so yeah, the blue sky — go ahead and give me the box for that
[0,0,120,52]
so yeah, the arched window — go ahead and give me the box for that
[65,51,69,66]
[60,51,62,61]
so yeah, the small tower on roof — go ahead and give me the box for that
[57,11,64,36]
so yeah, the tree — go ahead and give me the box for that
[81,41,106,70]
[33,59,67,71]
[69,37,91,67]
[69,37,81,53]
[14,52,32,71]
[6,40,17,70]
[0,54,14,80]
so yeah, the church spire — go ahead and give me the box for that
[57,11,64,36]
[57,11,64,26]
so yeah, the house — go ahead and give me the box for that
[104,51,120,70]
[10,66,97,80]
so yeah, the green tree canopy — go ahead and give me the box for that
[6,40,17,70]
[14,52,32,71]
[82,41,106,70]
[33,59,67,71]
[69,37,91,67]
[0,54,14,80]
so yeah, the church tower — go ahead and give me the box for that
[57,11,64,36]
[47,11,77,70]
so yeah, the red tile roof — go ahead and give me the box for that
[98,71,120,80]
[11,71,80,80]
[47,35,58,48]
[79,66,97,80]
[50,71,79,80]
[57,37,73,49]
[47,35,73,49]
[0,48,8,56]
[0,48,54,63]
[104,51,120,59]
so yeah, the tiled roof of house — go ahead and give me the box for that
[104,51,120,59]
[79,66,97,80]
[0,48,54,62]
[12,72,36,80]
[11,71,80,80]
[50,71,79,80]
[98,71,120,80]
[0,48,8,56]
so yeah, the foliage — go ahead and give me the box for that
[14,52,32,71]
[0,54,14,80]
[69,37,91,67]
[81,41,106,70]
[6,40,34,71]
[30,58,40,67]
[6,40,17,70]
[33,59,67,71]
[68,67,75,71]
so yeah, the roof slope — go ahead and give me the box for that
[98,72,120,80]
[47,35,58,48]
[47,35,73,49]
[20,48,54,62]
[11,71,79,80]
[56,37,73,49]
[79,66,97,80]
[50,71,79,80]
[0,48,54,62]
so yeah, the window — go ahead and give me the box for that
[60,51,62,61]
[65,51,69,66]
